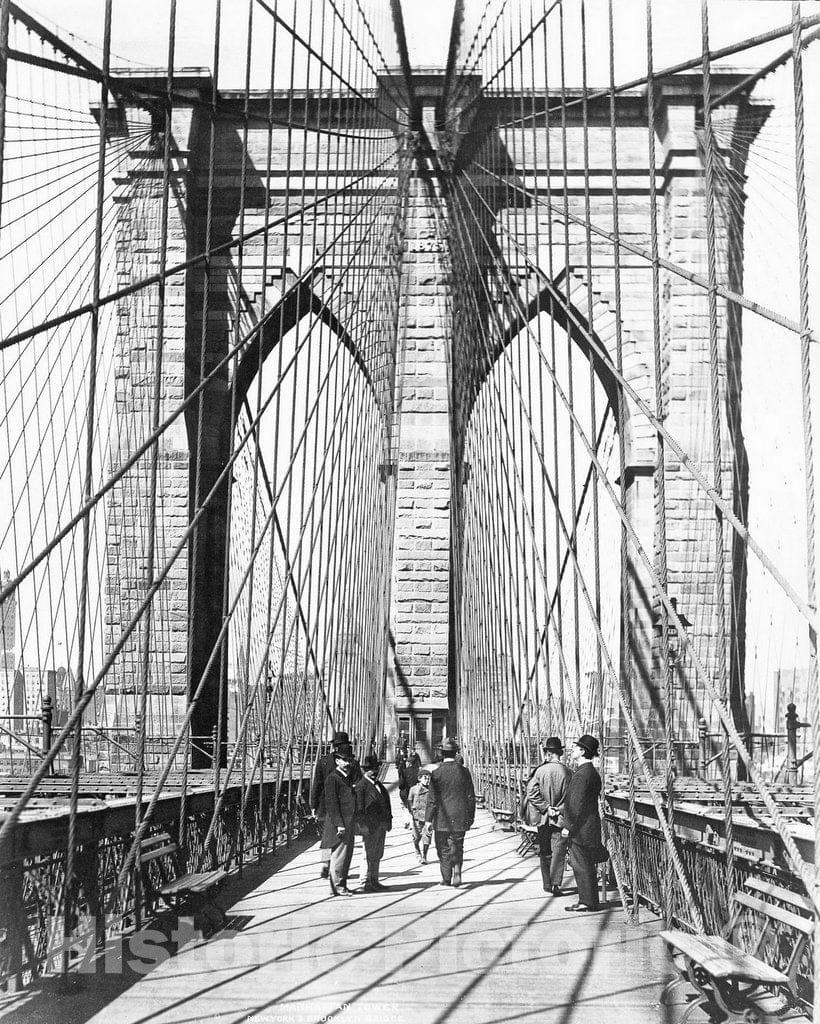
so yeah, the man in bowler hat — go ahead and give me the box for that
[423,738,475,887]
[561,734,603,912]
[321,744,359,896]
[526,737,572,894]
[310,731,361,878]
[354,753,392,892]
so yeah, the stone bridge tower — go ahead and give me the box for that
[104,68,768,764]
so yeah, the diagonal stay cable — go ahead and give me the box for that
[473,160,817,344]
[0,148,400,351]
[457,167,818,910]
[0,157,400,614]
[463,165,820,639]
[491,12,820,133]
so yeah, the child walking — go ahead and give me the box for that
[408,766,432,863]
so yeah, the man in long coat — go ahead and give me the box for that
[354,753,392,892]
[526,736,571,894]
[561,733,603,911]
[321,743,359,896]
[310,730,360,878]
[424,737,475,887]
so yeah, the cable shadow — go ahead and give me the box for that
[553,906,614,1024]
[429,888,553,1024]
[225,845,523,1024]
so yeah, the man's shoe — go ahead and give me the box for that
[370,881,388,891]
[564,903,598,912]
[451,866,461,887]
[420,854,428,864]
[551,886,563,896]
[353,883,373,894]
[320,865,330,879]
[440,878,452,886]
[336,886,354,897]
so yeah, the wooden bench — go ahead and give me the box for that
[661,877,813,1023]
[138,832,228,933]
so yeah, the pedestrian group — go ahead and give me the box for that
[310,728,605,908]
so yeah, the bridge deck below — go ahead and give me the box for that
[1,775,670,1024]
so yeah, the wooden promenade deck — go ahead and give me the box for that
[1,774,673,1024]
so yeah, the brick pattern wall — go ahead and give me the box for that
[387,176,452,717]
[105,105,192,713]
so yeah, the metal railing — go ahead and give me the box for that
[0,775,311,990]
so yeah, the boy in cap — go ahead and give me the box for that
[561,734,603,912]
[423,738,475,887]
[397,746,421,827]
[526,736,572,895]
[354,754,392,892]
[408,766,433,863]
[310,731,361,879]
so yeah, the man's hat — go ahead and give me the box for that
[331,731,350,746]
[440,737,459,755]
[575,734,600,757]
[543,736,564,755]
[362,753,381,771]
[334,743,354,760]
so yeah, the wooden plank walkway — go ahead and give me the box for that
[1,774,672,1024]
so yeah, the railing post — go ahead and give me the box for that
[786,703,799,784]
[133,711,142,771]
[41,696,53,775]
[698,717,708,780]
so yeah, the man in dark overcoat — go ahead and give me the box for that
[561,733,603,912]
[354,753,392,892]
[423,737,475,887]
[310,730,360,878]
[321,744,359,896]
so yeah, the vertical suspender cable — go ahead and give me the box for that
[234,0,255,872]
[607,0,638,923]
[701,0,735,915]
[790,4,819,1009]
[579,0,603,745]
[0,0,9,224]
[63,0,112,977]
[646,0,675,929]
[135,0,176,853]
[256,1,282,858]
[542,9,566,741]
[198,0,221,857]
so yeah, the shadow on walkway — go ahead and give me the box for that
[0,772,668,1024]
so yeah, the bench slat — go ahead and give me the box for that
[733,891,814,935]
[158,870,227,897]
[140,833,173,850]
[744,877,813,915]
[139,844,179,865]
[660,929,789,985]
